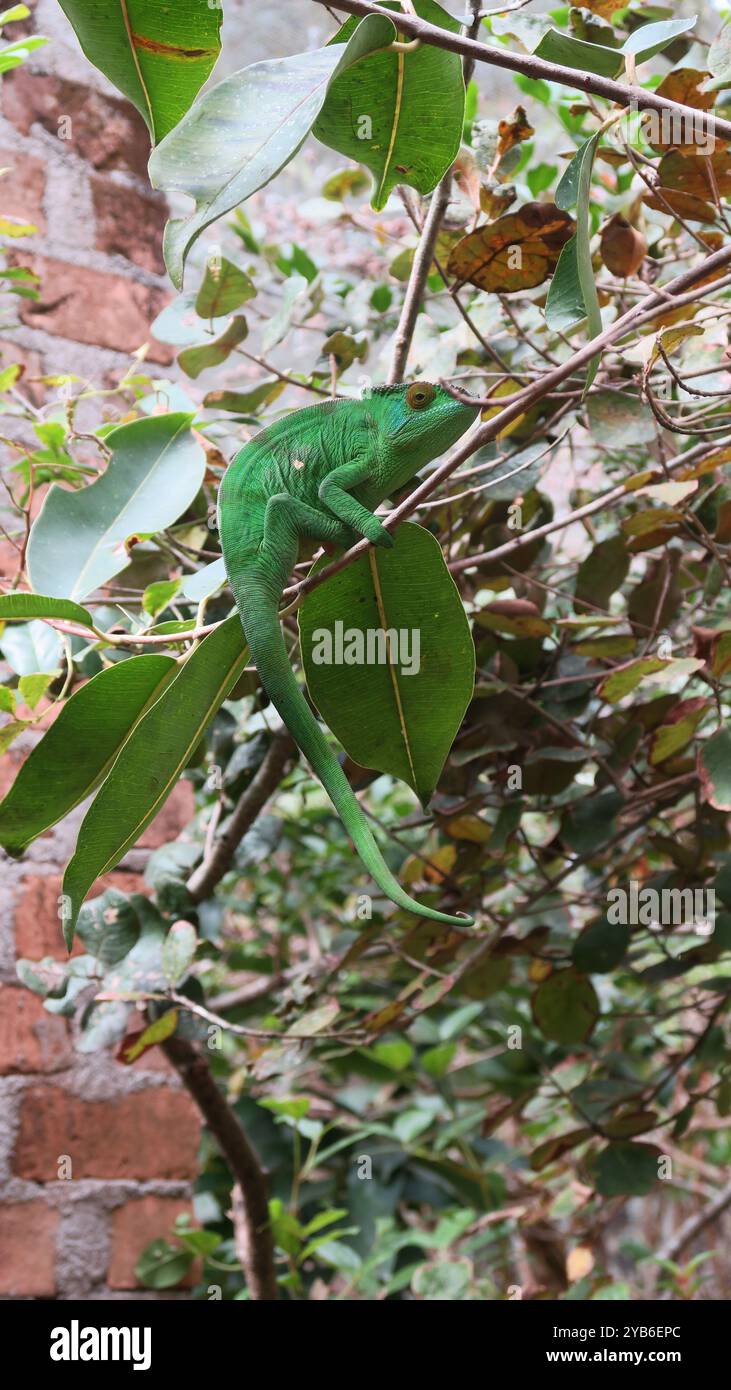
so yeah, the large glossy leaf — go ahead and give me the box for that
[0,654,176,854]
[313,0,464,212]
[62,615,248,945]
[0,618,61,675]
[27,414,205,602]
[546,134,603,388]
[621,16,697,64]
[299,522,474,806]
[149,14,393,288]
[533,28,623,78]
[0,593,94,628]
[57,0,222,143]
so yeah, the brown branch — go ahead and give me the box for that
[161,1033,278,1300]
[319,0,731,144]
[187,726,295,902]
[387,0,483,384]
[656,1180,731,1266]
[282,241,731,608]
[388,171,453,384]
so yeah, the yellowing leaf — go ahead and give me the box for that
[567,1246,594,1282]
[447,202,574,293]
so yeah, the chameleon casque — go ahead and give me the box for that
[218,380,479,925]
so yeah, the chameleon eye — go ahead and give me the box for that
[406,382,435,410]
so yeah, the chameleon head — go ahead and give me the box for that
[366,380,480,473]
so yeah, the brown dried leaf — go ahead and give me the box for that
[658,149,731,199]
[496,105,534,162]
[447,201,575,293]
[647,71,715,154]
[600,214,647,277]
[583,0,620,16]
[643,186,718,224]
[479,183,517,220]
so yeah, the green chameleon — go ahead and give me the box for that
[218,380,479,925]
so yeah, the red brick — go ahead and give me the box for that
[0,1201,59,1296]
[139,780,196,848]
[0,986,72,1074]
[8,253,173,363]
[108,1196,196,1289]
[14,1085,201,1180]
[91,176,166,274]
[2,71,152,178]
[0,147,46,233]
[14,874,83,960]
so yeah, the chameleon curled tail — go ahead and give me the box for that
[225,556,472,927]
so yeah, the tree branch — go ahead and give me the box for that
[388,172,452,384]
[387,0,483,384]
[281,241,731,607]
[317,0,731,145]
[655,1177,731,1265]
[187,726,295,902]
[161,1033,279,1300]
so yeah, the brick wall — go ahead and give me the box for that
[0,1,202,1299]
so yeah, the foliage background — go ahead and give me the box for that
[2,0,731,1301]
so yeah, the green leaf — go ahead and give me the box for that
[161,920,198,986]
[261,275,309,353]
[704,22,731,92]
[57,0,222,143]
[149,14,394,288]
[135,1238,193,1290]
[142,578,181,618]
[0,720,29,753]
[546,134,602,387]
[0,593,95,629]
[62,616,248,945]
[17,671,52,710]
[0,619,61,676]
[314,0,465,212]
[533,29,623,78]
[532,967,599,1043]
[700,728,731,812]
[27,414,205,601]
[411,1260,472,1300]
[586,390,656,448]
[593,1142,660,1197]
[574,536,629,611]
[0,654,176,853]
[300,522,474,807]
[177,317,248,378]
[371,1039,414,1071]
[181,558,227,603]
[573,917,630,974]
[195,257,255,318]
[203,380,285,416]
[0,6,31,23]
[119,1008,178,1064]
[622,16,697,64]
